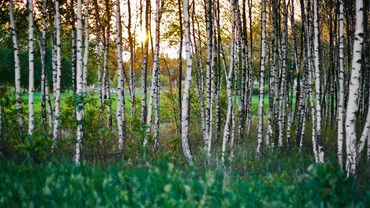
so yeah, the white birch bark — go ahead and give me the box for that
[181,0,193,162]
[52,0,62,150]
[82,0,89,90]
[337,0,345,168]
[28,0,35,138]
[256,0,266,156]
[313,0,324,163]
[278,0,288,148]
[40,0,47,134]
[144,0,162,148]
[357,98,370,161]
[345,0,364,174]
[9,0,24,135]
[128,0,136,117]
[222,0,236,163]
[71,0,77,92]
[205,0,213,159]
[75,0,84,165]
[141,0,150,124]
[115,0,125,156]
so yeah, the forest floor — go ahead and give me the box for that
[0,152,369,207]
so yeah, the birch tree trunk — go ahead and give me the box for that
[345,0,365,174]
[181,0,193,163]
[246,0,253,132]
[177,0,183,134]
[145,0,162,148]
[82,0,89,91]
[128,0,136,117]
[75,0,84,165]
[115,0,126,157]
[28,0,35,138]
[278,0,288,148]
[40,0,47,135]
[205,0,213,159]
[9,0,24,137]
[313,0,324,163]
[141,0,150,124]
[256,0,266,156]
[71,0,77,92]
[337,0,345,169]
[222,0,236,163]
[52,0,62,150]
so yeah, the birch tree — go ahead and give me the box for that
[82,0,89,90]
[52,0,62,150]
[278,0,288,147]
[313,0,324,163]
[145,0,162,149]
[9,0,24,136]
[204,0,213,158]
[178,0,183,134]
[222,0,237,163]
[40,0,47,134]
[28,0,35,138]
[181,0,193,163]
[256,0,266,156]
[141,0,150,124]
[337,0,345,169]
[115,0,126,157]
[345,0,365,174]
[75,0,84,165]
[128,0,136,117]
[70,0,77,92]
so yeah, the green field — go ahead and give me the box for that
[0,154,368,207]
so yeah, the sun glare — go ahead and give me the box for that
[137,30,147,42]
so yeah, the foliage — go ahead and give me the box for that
[0,158,368,207]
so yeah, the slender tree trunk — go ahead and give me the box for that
[181,0,193,163]
[256,0,266,156]
[221,36,234,164]
[83,0,89,91]
[75,0,84,165]
[345,0,365,174]
[9,0,24,137]
[193,14,207,144]
[40,0,47,135]
[178,0,183,134]
[145,0,162,149]
[277,0,288,148]
[357,95,370,162]
[313,0,324,163]
[246,0,253,132]
[204,0,214,159]
[222,0,237,163]
[115,0,126,157]
[128,0,136,117]
[337,0,345,169]
[214,0,222,145]
[305,0,319,161]
[52,0,62,151]
[71,0,77,92]
[28,0,35,138]
[141,0,150,124]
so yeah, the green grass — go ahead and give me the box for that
[0,156,368,207]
